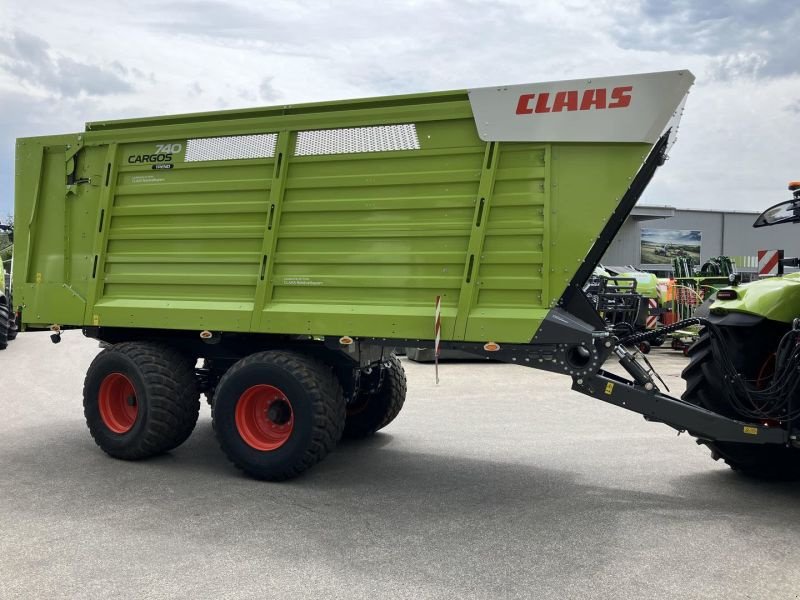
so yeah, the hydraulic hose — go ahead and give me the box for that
[619,318,800,422]
[619,318,706,346]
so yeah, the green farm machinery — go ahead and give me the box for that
[664,255,735,354]
[13,69,800,480]
[586,266,665,353]
[0,223,16,349]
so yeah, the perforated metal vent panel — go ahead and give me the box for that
[294,124,420,156]
[184,133,278,162]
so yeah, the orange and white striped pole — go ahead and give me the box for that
[434,295,442,384]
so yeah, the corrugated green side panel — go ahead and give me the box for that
[93,147,272,331]
[461,144,549,342]
[15,91,652,343]
[261,117,483,339]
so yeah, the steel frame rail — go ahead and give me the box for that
[573,369,790,445]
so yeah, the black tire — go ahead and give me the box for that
[0,303,8,350]
[212,351,345,480]
[83,342,200,460]
[343,355,407,439]
[6,310,17,340]
[682,325,800,479]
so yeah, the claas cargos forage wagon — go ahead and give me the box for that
[14,69,794,480]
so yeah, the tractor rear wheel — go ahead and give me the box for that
[343,355,407,439]
[212,351,345,480]
[83,342,200,460]
[682,325,800,479]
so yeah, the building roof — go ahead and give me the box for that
[636,204,760,216]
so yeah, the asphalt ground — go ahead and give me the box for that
[1,331,799,600]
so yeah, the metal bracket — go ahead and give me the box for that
[573,370,789,445]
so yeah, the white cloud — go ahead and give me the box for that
[0,31,135,98]
[1,0,799,217]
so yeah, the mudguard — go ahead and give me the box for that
[711,273,800,323]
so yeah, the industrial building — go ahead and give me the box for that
[601,204,800,275]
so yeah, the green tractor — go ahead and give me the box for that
[681,182,800,477]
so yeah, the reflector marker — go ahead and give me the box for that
[758,249,782,277]
[646,298,658,329]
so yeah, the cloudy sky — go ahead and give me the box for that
[0,0,798,218]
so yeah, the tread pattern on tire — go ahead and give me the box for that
[377,356,407,430]
[6,312,17,340]
[84,342,200,460]
[5,294,16,341]
[682,329,800,479]
[213,350,345,480]
[0,303,8,349]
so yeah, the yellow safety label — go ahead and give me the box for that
[743,426,758,435]
[92,314,99,325]
[35,272,42,284]
[604,382,614,396]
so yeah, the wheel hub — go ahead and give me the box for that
[98,373,138,434]
[266,400,291,425]
[235,384,294,451]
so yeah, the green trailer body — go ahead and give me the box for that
[18,69,792,481]
[15,74,686,345]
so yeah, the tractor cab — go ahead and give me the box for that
[753,181,800,228]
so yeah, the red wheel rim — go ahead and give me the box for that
[98,373,138,434]
[235,384,294,451]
